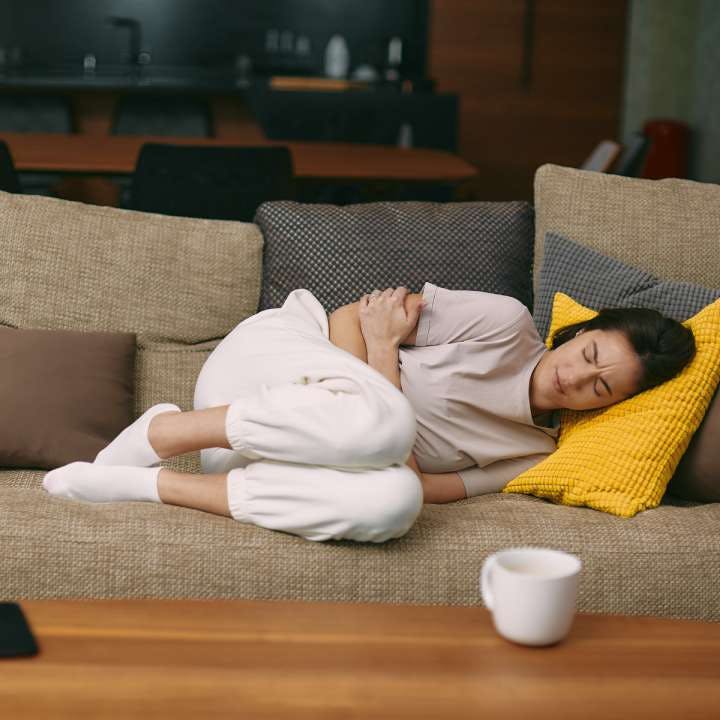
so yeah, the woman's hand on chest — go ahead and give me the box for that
[359,287,426,350]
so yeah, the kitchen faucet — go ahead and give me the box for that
[106,16,151,71]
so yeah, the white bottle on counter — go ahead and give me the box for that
[397,122,414,149]
[324,35,350,78]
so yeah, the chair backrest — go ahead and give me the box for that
[580,140,623,173]
[611,132,651,177]
[0,141,21,193]
[128,143,295,221]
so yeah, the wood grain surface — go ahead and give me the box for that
[2,598,718,719]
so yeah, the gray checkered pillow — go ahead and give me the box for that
[533,231,720,341]
[254,200,534,313]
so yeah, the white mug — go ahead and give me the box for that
[480,547,582,647]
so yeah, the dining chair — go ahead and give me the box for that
[128,143,295,221]
[580,140,623,173]
[0,140,21,193]
[612,132,651,177]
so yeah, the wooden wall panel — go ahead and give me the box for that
[429,0,629,200]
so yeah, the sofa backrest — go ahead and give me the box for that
[533,164,720,296]
[0,191,263,344]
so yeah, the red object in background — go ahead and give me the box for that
[641,119,690,179]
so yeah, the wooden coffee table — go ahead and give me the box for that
[2,598,719,718]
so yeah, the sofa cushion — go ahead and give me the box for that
[0,191,263,344]
[503,293,720,517]
[0,326,136,469]
[532,164,720,299]
[254,200,535,314]
[2,481,717,622]
[0,338,214,481]
[533,231,720,343]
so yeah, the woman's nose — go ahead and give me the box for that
[568,367,595,391]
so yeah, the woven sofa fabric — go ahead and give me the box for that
[133,342,216,416]
[533,231,720,341]
[532,164,720,298]
[254,200,535,314]
[133,342,215,475]
[1,485,717,622]
[0,191,263,344]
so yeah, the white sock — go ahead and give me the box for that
[43,462,162,504]
[94,403,181,467]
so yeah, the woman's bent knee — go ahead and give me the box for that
[355,465,424,542]
[326,375,417,465]
[356,394,417,468]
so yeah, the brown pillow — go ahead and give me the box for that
[0,326,136,469]
[666,387,720,502]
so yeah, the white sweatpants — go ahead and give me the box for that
[192,289,424,543]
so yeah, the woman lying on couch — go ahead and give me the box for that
[42,284,695,544]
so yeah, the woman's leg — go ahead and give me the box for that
[148,406,232,460]
[156,468,231,517]
[148,373,417,472]
[156,461,426,543]
[222,373,417,470]
[225,460,424,543]
[44,462,423,543]
[93,404,231,468]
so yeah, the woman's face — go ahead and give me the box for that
[532,328,644,412]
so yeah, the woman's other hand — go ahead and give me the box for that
[359,287,426,349]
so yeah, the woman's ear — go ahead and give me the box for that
[575,328,585,337]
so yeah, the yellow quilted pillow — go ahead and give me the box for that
[502,292,720,517]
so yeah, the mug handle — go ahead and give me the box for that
[480,553,497,611]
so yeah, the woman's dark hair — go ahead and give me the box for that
[550,307,696,394]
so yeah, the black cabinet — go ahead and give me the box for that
[249,85,458,152]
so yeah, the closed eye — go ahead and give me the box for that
[583,349,603,397]
[593,340,613,396]
[585,343,613,397]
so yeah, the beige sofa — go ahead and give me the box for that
[1,164,718,622]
